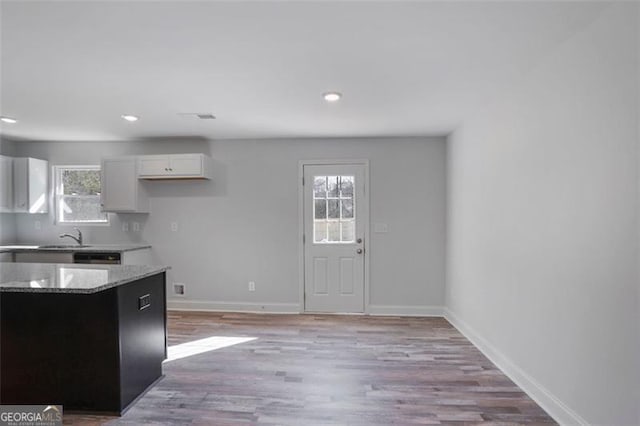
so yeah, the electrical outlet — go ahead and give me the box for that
[171,222,179,232]
[132,222,140,232]
[34,221,41,230]
[173,283,186,296]
[248,281,256,292]
[122,222,129,232]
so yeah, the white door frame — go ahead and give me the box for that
[298,159,371,313]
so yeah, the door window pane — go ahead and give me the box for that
[327,176,339,197]
[328,199,340,219]
[314,199,327,219]
[341,221,355,241]
[312,175,355,243]
[327,222,340,241]
[341,199,354,219]
[314,221,327,242]
[314,176,326,198]
[340,176,353,197]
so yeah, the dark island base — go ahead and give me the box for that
[0,273,167,414]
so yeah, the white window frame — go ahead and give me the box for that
[54,165,109,225]
[312,175,356,244]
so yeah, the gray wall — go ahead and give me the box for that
[12,137,447,312]
[446,3,638,425]
[0,138,17,244]
[0,211,16,246]
[637,6,640,425]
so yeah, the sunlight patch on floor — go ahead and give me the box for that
[165,336,257,362]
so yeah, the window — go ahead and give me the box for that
[313,175,355,243]
[55,166,108,224]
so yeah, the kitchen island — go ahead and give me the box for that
[0,262,169,414]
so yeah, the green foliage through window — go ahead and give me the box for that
[62,169,102,196]
[56,166,108,223]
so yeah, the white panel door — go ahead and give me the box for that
[304,164,366,313]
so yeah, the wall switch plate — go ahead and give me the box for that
[34,221,41,230]
[132,222,140,232]
[173,283,186,296]
[248,281,256,291]
[171,222,179,232]
[374,223,389,233]
[122,222,129,232]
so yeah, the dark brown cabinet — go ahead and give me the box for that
[0,273,167,414]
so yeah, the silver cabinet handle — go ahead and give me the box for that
[356,248,363,254]
[357,238,362,244]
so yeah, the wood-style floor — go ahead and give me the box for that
[64,312,555,425]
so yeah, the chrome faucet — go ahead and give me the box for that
[59,227,83,246]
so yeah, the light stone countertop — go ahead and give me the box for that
[0,244,151,254]
[0,263,169,294]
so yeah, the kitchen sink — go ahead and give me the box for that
[38,244,91,249]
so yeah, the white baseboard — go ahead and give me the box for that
[168,301,445,317]
[444,308,587,426]
[368,304,444,317]
[167,299,300,314]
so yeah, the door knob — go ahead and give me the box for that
[356,248,363,254]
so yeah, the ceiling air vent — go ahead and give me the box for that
[177,113,216,120]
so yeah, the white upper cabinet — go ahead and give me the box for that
[137,154,213,180]
[0,155,13,212]
[101,157,149,213]
[137,156,167,177]
[13,157,48,214]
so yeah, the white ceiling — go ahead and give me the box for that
[0,1,608,142]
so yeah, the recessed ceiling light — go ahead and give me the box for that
[0,116,18,124]
[121,114,139,122]
[323,92,342,102]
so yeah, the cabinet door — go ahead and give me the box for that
[121,249,152,265]
[27,158,48,213]
[0,156,12,212]
[12,158,28,212]
[102,158,137,211]
[14,252,74,263]
[138,156,169,177]
[12,158,48,214]
[168,155,202,176]
[117,273,166,409]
